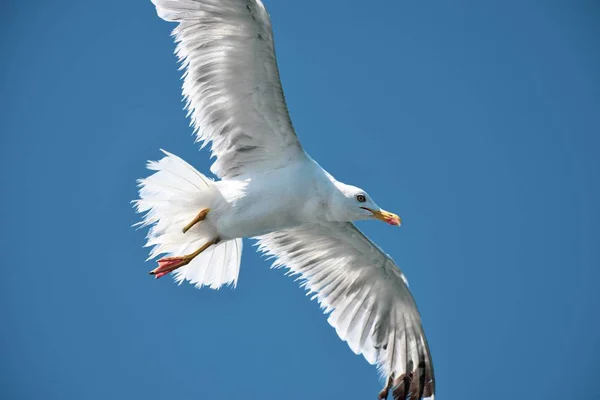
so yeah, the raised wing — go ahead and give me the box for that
[151,0,304,178]
[257,222,435,400]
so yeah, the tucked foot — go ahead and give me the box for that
[378,373,395,400]
[182,208,210,234]
[150,237,220,279]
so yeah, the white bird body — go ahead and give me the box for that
[135,1,435,399]
[212,155,332,239]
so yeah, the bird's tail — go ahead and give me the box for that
[133,150,242,289]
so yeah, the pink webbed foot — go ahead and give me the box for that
[150,257,190,279]
[148,237,220,280]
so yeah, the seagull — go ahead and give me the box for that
[135,1,435,399]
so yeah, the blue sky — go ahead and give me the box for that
[1,1,599,399]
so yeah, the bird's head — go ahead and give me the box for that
[333,183,401,226]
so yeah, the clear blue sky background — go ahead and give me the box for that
[1,1,599,399]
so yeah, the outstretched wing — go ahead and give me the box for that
[151,0,304,178]
[257,222,435,400]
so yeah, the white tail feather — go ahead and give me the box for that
[134,150,242,289]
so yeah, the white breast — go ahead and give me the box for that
[212,159,334,240]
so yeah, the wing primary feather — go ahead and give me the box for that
[257,222,434,399]
[151,0,305,178]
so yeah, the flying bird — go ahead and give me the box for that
[135,1,435,399]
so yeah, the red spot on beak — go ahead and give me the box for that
[361,207,402,227]
[387,218,400,226]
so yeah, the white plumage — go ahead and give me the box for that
[156,0,302,178]
[135,1,435,399]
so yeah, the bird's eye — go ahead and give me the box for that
[356,194,366,203]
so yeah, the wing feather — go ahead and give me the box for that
[257,222,435,400]
[151,0,304,178]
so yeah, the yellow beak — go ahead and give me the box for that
[362,207,402,226]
